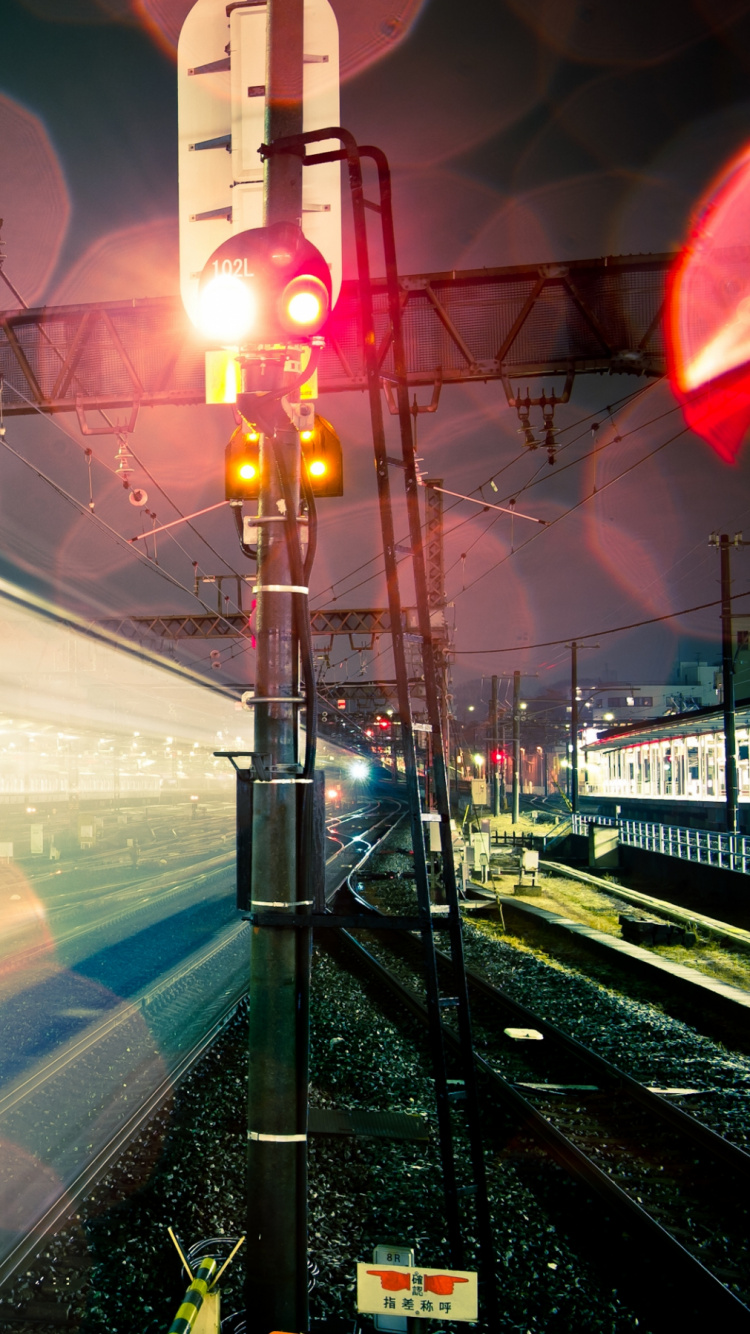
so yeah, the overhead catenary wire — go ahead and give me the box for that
[451,423,687,601]
[309,382,657,608]
[320,413,695,684]
[452,587,750,655]
[0,428,251,636]
[4,382,249,612]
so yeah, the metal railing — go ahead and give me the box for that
[571,812,750,874]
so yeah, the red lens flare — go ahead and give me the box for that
[668,144,750,462]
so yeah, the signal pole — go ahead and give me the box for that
[566,641,598,818]
[245,3,308,1330]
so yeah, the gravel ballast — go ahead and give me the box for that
[1,827,748,1331]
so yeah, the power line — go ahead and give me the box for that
[451,424,686,600]
[4,381,248,606]
[310,382,655,607]
[452,588,750,655]
[0,428,247,633]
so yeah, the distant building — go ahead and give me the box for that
[581,661,719,732]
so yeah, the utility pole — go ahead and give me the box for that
[245,5,307,1330]
[512,670,521,825]
[566,641,598,818]
[710,532,746,835]
[489,674,500,817]
[424,479,451,762]
[570,642,579,815]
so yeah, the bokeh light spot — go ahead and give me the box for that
[505,0,750,68]
[50,217,178,305]
[0,95,70,308]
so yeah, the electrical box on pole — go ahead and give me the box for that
[178,0,341,334]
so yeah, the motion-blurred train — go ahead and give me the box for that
[0,576,391,863]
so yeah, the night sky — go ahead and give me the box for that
[3,0,750,701]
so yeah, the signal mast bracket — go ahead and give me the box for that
[381,367,443,417]
[75,396,140,437]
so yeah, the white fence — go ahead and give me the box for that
[571,812,750,874]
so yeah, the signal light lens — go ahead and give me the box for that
[279,274,330,333]
[309,459,326,477]
[238,463,257,480]
[197,273,256,343]
[300,429,314,443]
[288,291,322,325]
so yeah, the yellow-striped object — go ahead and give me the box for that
[168,1256,219,1334]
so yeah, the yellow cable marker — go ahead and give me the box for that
[168,1256,218,1334]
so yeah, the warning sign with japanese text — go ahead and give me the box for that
[357,1263,478,1322]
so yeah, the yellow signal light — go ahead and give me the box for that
[299,414,343,497]
[225,424,261,501]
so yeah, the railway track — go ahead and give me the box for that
[321,868,750,1332]
[0,798,406,1299]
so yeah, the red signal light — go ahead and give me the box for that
[198,223,332,346]
[280,275,329,333]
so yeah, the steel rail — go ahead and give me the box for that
[441,945,750,1181]
[0,950,247,1291]
[328,928,750,1331]
[0,797,406,1298]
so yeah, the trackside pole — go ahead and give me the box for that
[259,123,499,1329]
[361,143,498,1328]
[512,670,521,825]
[244,2,309,1331]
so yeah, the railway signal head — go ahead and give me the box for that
[225,424,261,501]
[300,414,343,497]
[197,222,332,346]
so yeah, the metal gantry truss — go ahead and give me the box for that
[0,252,670,417]
[96,606,418,643]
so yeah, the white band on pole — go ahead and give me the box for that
[255,584,309,594]
[251,899,313,907]
[248,1131,307,1142]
